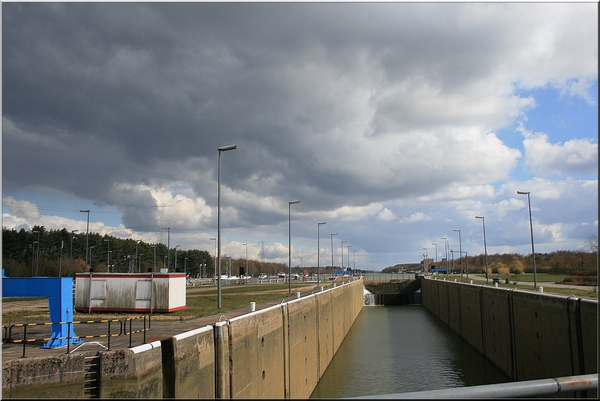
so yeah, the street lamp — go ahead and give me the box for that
[174,244,180,272]
[210,237,217,278]
[242,243,248,277]
[218,144,237,308]
[104,239,110,272]
[32,230,41,276]
[80,210,90,272]
[330,233,337,274]
[476,216,489,284]
[517,191,537,288]
[163,227,170,272]
[184,258,188,275]
[89,246,95,271]
[346,245,352,284]
[432,243,437,264]
[151,245,156,272]
[288,199,300,294]
[423,247,428,272]
[341,240,347,272]
[135,240,141,273]
[441,237,448,273]
[317,222,326,285]
[70,230,78,277]
[454,229,462,277]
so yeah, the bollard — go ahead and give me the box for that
[321,286,324,292]
[470,280,473,284]
[495,282,498,288]
[539,287,543,293]
[250,302,256,312]
[296,292,300,299]
[333,283,336,287]
[454,279,457,282]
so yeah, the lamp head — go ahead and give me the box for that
[218,144,237,152]
[475,216,484,219]
[516,191,529,195]
[288,200,300,204]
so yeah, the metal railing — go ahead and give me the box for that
[3,316,151,357]
[344,374,597,399]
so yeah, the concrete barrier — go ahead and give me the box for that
[226,304,285,399]
[99,340,163,398]
[2,353,86,398]
[421,277,598,384]
[162,326,215,398]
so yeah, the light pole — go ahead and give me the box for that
[423,247,428,272]
[164,227,170,272]
[104,239,110,272]
[288,199,300,294]
[317,222,326,285]
[184,258,188,275]
[174,244,180,272]
[353,249,356,270]
[70,230,78,277]
[151,245,156,272]
[476,216,489,284]
[89,246,95,271]
[139,254,143,272]
[80,210,90,273]
[242,243,248,277]
[218,144,237,308]
[517,191,537,288]
[346,245,352,284]
[441,237,448,273]
[135,240,141,273]
[341,240,347,273]
[454,229,462,277]
[432,243,437,264]
[32,230,40,276]
[330,233,337,274]
[210,237,217,278]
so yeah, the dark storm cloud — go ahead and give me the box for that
[3,2,596,261]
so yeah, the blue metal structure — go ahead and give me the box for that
[2,270,82,348]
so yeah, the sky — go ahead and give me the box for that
[2,2,598,272]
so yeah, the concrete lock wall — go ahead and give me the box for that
[2,354,87,399]
[2,279,364,399]
[162,326,215,398]
[421,278,598,382]
[99,341,164,398]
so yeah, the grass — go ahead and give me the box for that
[442,273,597,299]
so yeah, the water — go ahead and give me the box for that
[310,305,511,398]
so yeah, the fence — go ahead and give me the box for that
[2,315,151,357]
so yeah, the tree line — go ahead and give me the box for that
[2,226,213,278]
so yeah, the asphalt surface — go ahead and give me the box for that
[1,294,299,361]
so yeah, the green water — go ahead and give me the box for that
[310,305,511,398]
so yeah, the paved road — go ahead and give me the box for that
[2,294,298,362]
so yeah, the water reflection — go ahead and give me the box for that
[310,305,510,398]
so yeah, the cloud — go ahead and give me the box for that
[519,124,598,177]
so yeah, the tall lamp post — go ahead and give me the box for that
[104,239,110,272]
[476,216,489,284]
[288,200,300,294]
[135,240,141,273]
[89,246,95,271]
[164,227,170,272]
[217,144,237,308]
[454,229,462,277]
[441,237,448,273]
[242,243,248,277]
[423,247,428,272]
[432,243,437,265]
[151,245,156,272]
[32,230,40,276]
[317,222,326,285]
[69,230,78,277]
[330,233,337,274]
[174,244,180,271]
[80,210,90,272]
[210,237,217,278]
[341,239,347,274]
[517,191,537,288]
